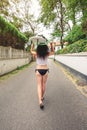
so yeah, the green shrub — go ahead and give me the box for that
[57,39,87,54]
[64,25,86,44]
[0,15,28,49]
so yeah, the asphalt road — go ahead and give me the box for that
[0,59,87,130]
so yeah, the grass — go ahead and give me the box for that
[54,60,87,97]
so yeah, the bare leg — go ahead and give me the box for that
[36,71,43,104]
[42,73,48,99]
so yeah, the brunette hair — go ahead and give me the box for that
[36,43,49,59]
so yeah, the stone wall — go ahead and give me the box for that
[0,46,32,76]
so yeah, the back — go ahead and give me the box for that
[36,56,48,65]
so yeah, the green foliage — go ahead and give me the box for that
[25,45,31,52]
[0,15,28,49]
[24,31,34,39]
[57,39,87,54]
[63,0,87,25]
[52,29,62,37]
[0,0,10,18]
[64,25,86,44]
[82,19,87,37]
[39,0,56,26]
[63,0,79,25]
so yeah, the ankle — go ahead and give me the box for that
[39,100,42,104]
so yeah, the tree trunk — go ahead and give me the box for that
[59,0,64,49]
[72,8,76,25]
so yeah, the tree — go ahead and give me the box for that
[63,0,87,38]
[39,0,68,48]
[0,0,10,16]
[79,0,87,20]
[20,0,35,34]
[63,0,87,25]
[79,0,87,37]
[0,0,36,35]
[64,24,85,43]
[63,0,79,25]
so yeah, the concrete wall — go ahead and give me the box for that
[0,46,29,59]
[0,46,32,76]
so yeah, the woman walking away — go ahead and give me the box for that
[30,42,54,109]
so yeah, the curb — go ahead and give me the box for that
[55,60,87,86]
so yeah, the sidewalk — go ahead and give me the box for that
[50,52,87,80]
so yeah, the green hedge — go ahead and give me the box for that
[0,15,28,49]
[57,39,87,54]
[64,25,86,44]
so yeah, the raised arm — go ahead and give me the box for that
[30,43,36,56]
[49,42,55,55]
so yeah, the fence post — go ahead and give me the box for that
[9,47,12,59]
